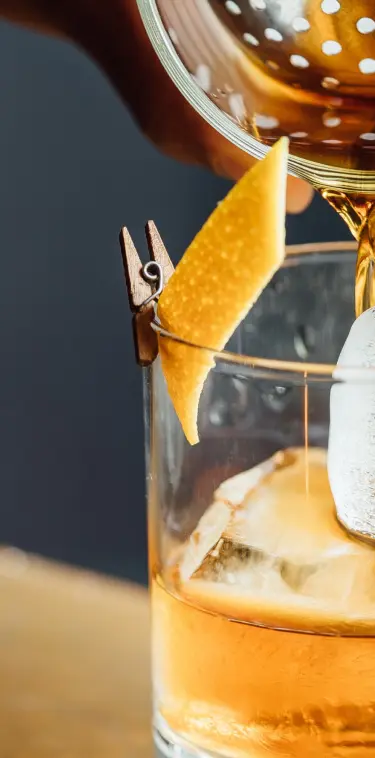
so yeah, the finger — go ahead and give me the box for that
[205,138,313,214]
[81,4,314,215]
[286,177,314,214]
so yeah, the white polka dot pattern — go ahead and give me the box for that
[225,1,241,15]
[322,40,342,55]
[249,0,266,9]
[255,114,279,129]
[264,28,283,42]
[359,58,375,74]
[193,64,212,92]
[292,17,310,32]
[290,132,308,138]
[243,32,259,46]
[322,76,340,89]
[228,93,246,120]
[190,0,375,158]
[357,17,375,34]
[290,54,309,68]
[323,114,341,127]
[321,0,340,14]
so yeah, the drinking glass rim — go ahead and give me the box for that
[153,240,375,382]
[137,0,375,193]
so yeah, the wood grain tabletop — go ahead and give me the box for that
[0,547,151,757]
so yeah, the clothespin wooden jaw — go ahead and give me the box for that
[120,221,174,366]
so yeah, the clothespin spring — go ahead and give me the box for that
[120,222,174,367]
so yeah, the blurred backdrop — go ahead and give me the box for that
[0,20,350,585]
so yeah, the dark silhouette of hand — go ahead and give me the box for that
[0,0,313,213]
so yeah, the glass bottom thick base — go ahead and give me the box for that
[154,714,222,758]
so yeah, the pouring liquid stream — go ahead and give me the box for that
[321,190,375,317]
[304,375,309,502]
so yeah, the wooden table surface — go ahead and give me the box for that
[0,547,151,757]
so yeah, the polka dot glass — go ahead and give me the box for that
[139,0,375,185]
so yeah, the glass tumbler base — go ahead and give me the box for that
[154,714,222,758]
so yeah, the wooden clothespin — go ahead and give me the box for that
[120,221,174,366]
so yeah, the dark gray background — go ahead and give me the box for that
[0,21,349,585]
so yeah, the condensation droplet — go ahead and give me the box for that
[294,325,316,359]
[261,385,292,413]
[359,58,375,74]
[360,132,375,140]
[356,17,375,34]
[290,54,310,68]
[265,27,283,42]
[243,32,259,46]
[225,0,241,15]
[255,113,280,129]
[209,400,226,427]
[294,335,308,360]
[322,40,342,55]
[292,17,310,32]
[321,0,340,14]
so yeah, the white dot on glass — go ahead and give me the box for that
[228,93,246,121]
[290,131,308,138]
[193,64,211,93]
[323,114,341,127]
[292,17,311,32]
[322,40,342,55]
[360,132,375,140]
[321,0,340,14]
[168,27,179,46]
[265,27,283,41]
[225,0,241,15]
[290,54,309,68]
[323,139,342,144]
[359,58,375,73]
[357,17,375,34]
[255,113,279,129]
[243,32,259,46]
[322,76,340,88]
[250,0,266,9]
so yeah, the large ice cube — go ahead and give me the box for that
[179,500,232,583]
[178,456,278,582]
[328,307,375,540]
[222,447,352,565]
[177,449,375,612]
[303,549,375,606]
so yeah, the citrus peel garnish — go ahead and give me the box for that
[158,138,289,444]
